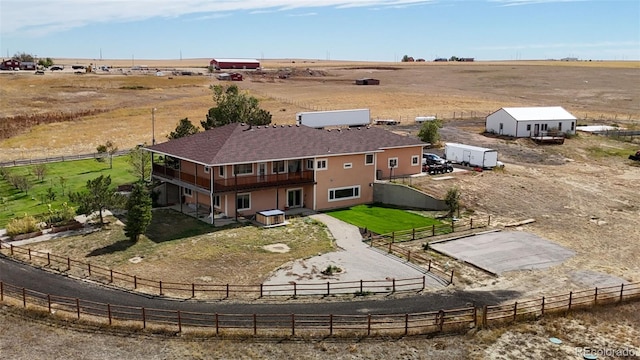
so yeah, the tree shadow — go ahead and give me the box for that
[144,208,237,243]
[86,239,136,257]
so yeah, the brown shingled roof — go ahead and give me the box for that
[148,123,425,165]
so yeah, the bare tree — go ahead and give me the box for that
[33,163,47,182]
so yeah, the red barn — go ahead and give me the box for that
[1,59,20,70]
[209,58,260,70]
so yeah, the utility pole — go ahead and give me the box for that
[152,108,157,145]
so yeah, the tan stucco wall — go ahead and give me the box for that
[376,146,423,179]
[314,153,376,211]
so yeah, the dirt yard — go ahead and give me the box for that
[1,59,639,359]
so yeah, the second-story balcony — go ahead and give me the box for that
[152,164,315,193]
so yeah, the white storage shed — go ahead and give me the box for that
[485,106,577,138]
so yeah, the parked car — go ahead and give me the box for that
[34,70,45,75]
[71,65,85,70]
[50,65,64,71]
[422,153,446,166]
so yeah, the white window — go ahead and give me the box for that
[365,153,374,165]
[233,163,253,175]
[236,193,250,210]
[343,162,352,169]
[328,186,360,202]
[526,124,531,131]
[213,195,220,208]
[184,188,192,197]
[306,159,314,169]
[219,166,225,177]
[558,122,563,131]
[272,160,285,174]
[411,155,419,166]
[316,159,328,170]
[203,166,210,174]
[388,158,398,168]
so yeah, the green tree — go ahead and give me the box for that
[124,182,153,242]
[168,118,199,139]
[38,58,54,68]
[401,55,410,62]
[96,141,118,169]
[128,145,152,181]
[417,119,443,146]
[201,84,272,129]
[69,175,123,226]
[445,187,461,218]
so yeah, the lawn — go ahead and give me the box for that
[27,209,335,287]
[326,204,444,234]
[0,156,138,228]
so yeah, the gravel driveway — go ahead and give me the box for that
[263,214,446,295]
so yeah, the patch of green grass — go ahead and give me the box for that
[325,204,443,234]
[586,145,636,158]
[0,156,138,228]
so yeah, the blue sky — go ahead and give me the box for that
[1,0,638,61]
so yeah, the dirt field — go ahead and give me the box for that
[1,59,639,359]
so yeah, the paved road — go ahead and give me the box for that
[0,255,519,316]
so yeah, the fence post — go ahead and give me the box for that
[392,278,396,293]
[405,314,409,335]
[473,306,477,328]
[107,304,112,325]
[451,219,454,232]
[470,218,473,229]
[367,314,371,336]
[67,257,71,271]
[291,314,295,336]
[620,283,624,302]
[177,310,182,333]
[513,302,518,321]
[142,307,146,329]
[422,276,426,290]
[392,232,395,243]
[412,228,415,240]
[488,215,491,226]
[253,313,257,335]
[327,281,330,297]
[482,305,488,328]
[215,313,219,335]
[360,280,363,294]
[438,310,445,331]
[408,250,411,262]
[109,270,113,283]
[428,260,431,272]
[159,281,163,296]
[329,314,333,336]
[22,287,26,307]
[10,244,13,255]
[47,253,50,266]
[450,270,454,285]
[76,298,80,319]
[293,282,297,297]
[594,287,598,305]
[541,296,545,316]
[226,284,230,299]
[568,291,572,311]
[28,248,31,261]
[388,241,392,253]
[134,275,137,289]
[260,284,263,298]
[88,263,91,276]
[432,224,435,236]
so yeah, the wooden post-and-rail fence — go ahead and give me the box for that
[1,280,637,338]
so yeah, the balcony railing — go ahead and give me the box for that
[152,164,314,192]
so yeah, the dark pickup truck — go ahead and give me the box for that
[629,150,640,161]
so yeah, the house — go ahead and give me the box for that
[355,78,380,85]
[210,58,260,70]
[20,62,36,70]
[1,59,20,70]
[146,123,426,224]
[485,106,577,138]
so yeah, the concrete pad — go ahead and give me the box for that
[430,231,575,275]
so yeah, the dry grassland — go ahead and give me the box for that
[1,58,640,359]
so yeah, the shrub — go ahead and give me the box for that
[46,202,76,225]
[6,214,40,236]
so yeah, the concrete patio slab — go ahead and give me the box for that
[430,231,575,275]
